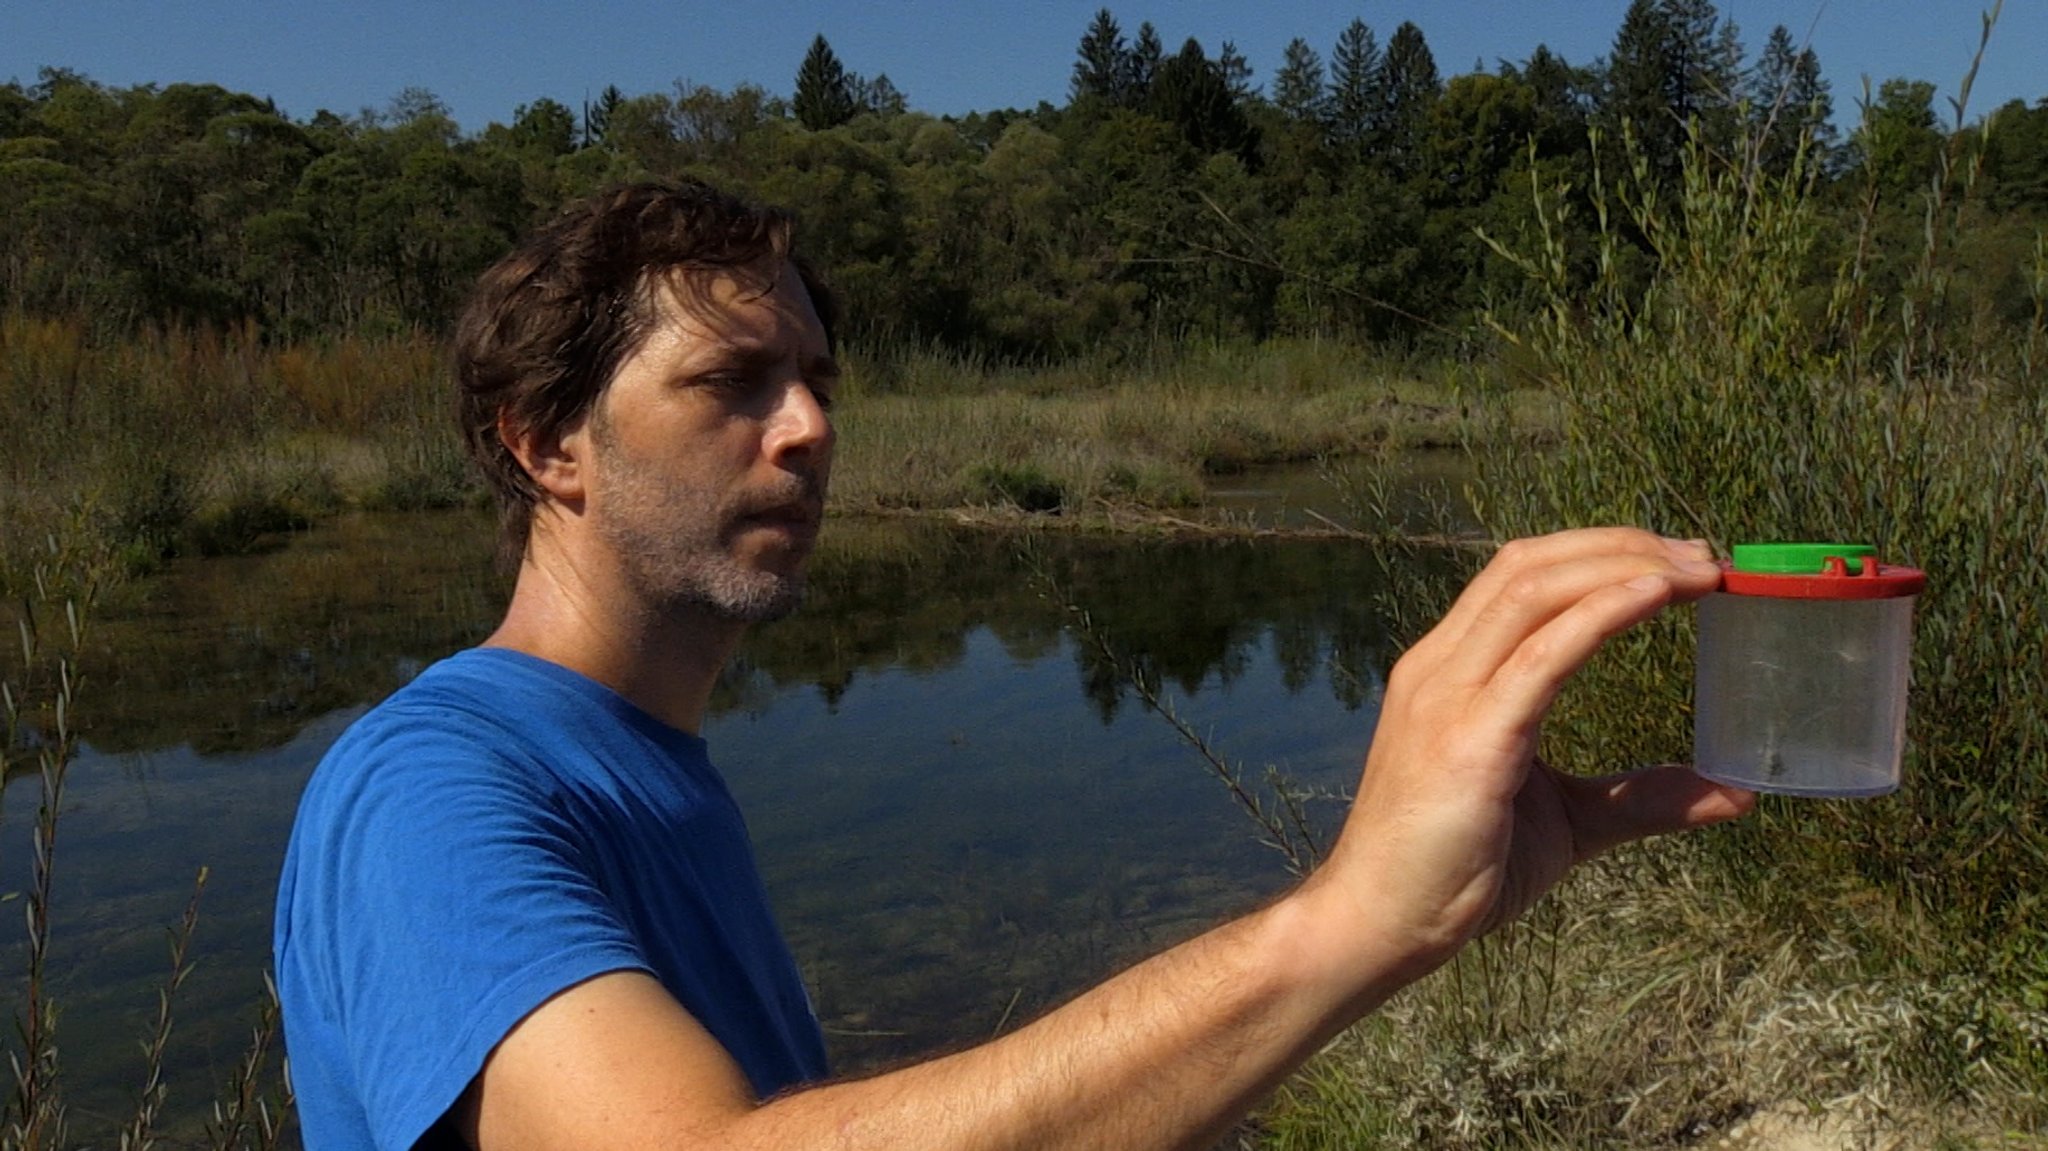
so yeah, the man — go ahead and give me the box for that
[274,179,1753,1151]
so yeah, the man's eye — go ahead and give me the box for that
[689,372,757,397]
[808,384,837,413]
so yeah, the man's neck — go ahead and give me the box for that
[483,541,743,736]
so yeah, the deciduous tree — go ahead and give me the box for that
[1852,77,1942,195]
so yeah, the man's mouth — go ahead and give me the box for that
[752,504,820,528]
[741,474,824,523]
[740,498,824,537]
[729,472,827,545]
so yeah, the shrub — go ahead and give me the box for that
[1289,92,2048,1147]
[1474,118,2048,992]
[1413,109,2048,1145]
[967,462,1067,513]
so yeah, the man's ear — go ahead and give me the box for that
[500,409,590,505]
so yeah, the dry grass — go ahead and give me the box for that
[0,314,472,584]
[831,338,1500,514]
[1259,844,2046,1150]
[2,314,1520,586]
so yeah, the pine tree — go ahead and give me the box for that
[793,34,856,131]
[1679,1,1745,152]
[1787,44,1835,160]
[1604,0,1742,186]
[1606,0,1676,145]
[1749,28,1837,175]
[1379,22,1441,180]
[1711,15,1746,111]
[1071,9,1127,106]
[1751,25,1798,108]
[1147,37,1253,158]
[1122,22,1165,105]
[1272,38,1329,127]
[581,84,624,149]
[1329,18,1383,156]
[1217,40,1255,101]
[1519,45,1591,155]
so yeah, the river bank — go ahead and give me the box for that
[0,318,1529,591]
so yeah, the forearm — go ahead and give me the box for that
[725,881,1406,1151]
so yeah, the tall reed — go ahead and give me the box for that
[2,544,295,1149]
[2,543,90,1151]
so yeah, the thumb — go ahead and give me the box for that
[1561,764,1757,863]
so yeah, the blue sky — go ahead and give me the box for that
[3,2,2039,132]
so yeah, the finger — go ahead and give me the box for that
[1438,552,1721,689]
[1430,529,1711,658]
[1469,571,1689,744]
[1558,763,1758,862]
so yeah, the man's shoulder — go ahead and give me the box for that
[306,646,702,807]
[281,651,600,915]
[307,649,571,799]
[348,645,593,740]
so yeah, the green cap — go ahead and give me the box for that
[1731,542,1876,574]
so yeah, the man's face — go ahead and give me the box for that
[580,260,837,623]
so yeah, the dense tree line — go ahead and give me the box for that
[1,1,2044,356]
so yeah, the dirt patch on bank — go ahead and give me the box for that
[1701,1101,2043,1150]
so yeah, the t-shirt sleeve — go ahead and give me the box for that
[290,717,652,1151]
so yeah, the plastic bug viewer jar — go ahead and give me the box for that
[1693,543,1926,798]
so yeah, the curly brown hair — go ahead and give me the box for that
[453,179,837,568]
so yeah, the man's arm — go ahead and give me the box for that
[454,528,1753,1151]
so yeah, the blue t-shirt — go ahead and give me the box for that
[274,648,828,1151]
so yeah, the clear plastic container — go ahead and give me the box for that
[1693,543,1925,798]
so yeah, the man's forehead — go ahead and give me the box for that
[645,261,821,345]
[655,258,777,298]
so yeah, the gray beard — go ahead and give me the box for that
[592,470,812,625]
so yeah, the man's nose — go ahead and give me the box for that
[764,377,834,462]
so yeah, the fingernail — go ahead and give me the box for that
[1625,573,1667,592]
[1679,558,1723,578]
[1664,537,1713,559]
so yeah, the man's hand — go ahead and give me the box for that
[1299,527,1756,988]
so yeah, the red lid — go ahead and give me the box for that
[1718,553,1926,600]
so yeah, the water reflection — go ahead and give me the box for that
[734,520,1407,724]
[3,504,1443,1137]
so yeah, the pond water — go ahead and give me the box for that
[1,465,1470,1141]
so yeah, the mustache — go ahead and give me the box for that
[733,471,827,518]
